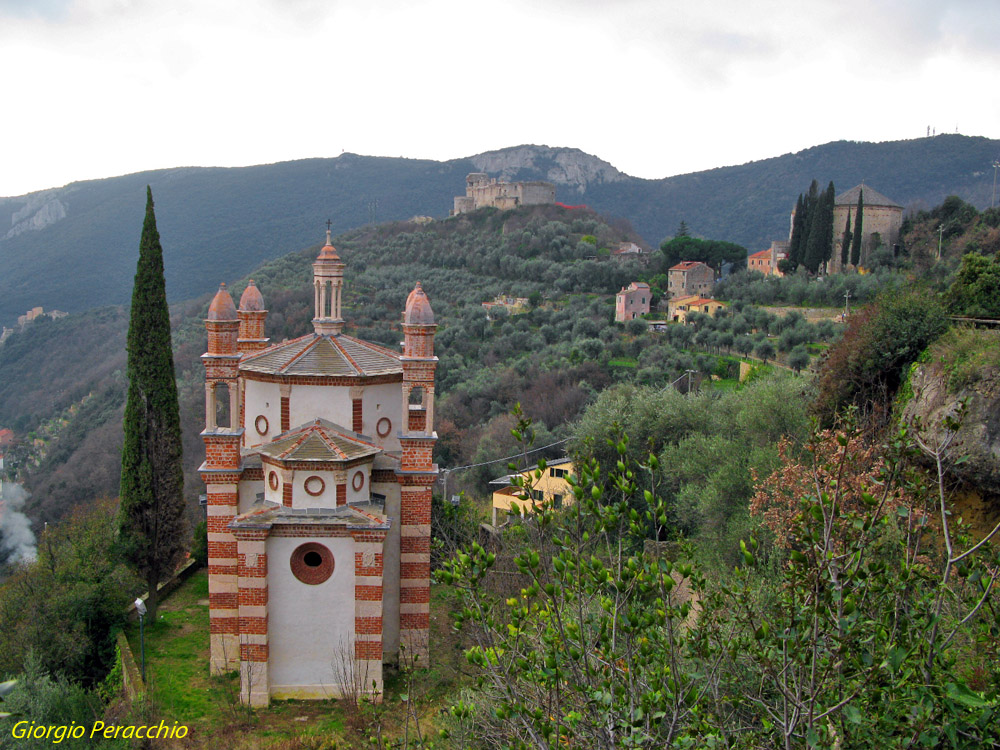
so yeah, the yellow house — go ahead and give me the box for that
[668,295,726,324]
[490,458,574,526]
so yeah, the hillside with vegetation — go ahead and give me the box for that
[2,194,1000,746]
[2,135,998,325]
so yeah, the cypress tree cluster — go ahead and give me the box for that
[788,180,835,274]
[118,187,187,619]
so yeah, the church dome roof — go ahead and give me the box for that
[259,418,382,464]
[834,184,903,209]
[240,333,402,378]
[404,282,435,325]
[239,279,265,311]
[207,283,238,320]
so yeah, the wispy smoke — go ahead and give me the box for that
[0,481,37,564]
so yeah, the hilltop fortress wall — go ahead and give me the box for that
[452,173,555,215]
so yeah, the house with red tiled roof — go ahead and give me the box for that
[0,428,14,449]
[748,241,789,277]
[667,261,714,299]
[668,295,727,324]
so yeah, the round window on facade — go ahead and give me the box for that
[268,471,279,491]
[352,470,365,491]
[290,542,334,585]
[376,417,392,438]
[304,475,325,496]
[255,415,269,435]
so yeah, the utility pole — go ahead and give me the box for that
[843,289,851,320]
[937,225,944,260]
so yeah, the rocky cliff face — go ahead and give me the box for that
[471,145,628,194]
[5,191,68,239]
[901,338,1000,494]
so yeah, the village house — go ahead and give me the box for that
[202,231,436,706]
[668,295,727,323]
[667,261,714,299]
[747,241,788,277]
[615,282,651,321]
[16,306,68,327]
[490,458,574,526]
[482,294,529,318]
[611,242,649,262]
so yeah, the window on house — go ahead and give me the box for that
[550,468,567,478]
[553,493,563,508]
[531,490,543,502]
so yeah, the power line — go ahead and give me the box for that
[441,438,570,475]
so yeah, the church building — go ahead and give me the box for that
[201,230,436,706]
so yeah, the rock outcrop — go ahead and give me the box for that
[901,337,1000,493]
[472,145,627,193]
[5,192,68,239]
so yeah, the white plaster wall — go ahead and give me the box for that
[291,469,337,509]
[345,465,371,505]
[268,535,356,691]
[238,479,266,513]
[262,462,283,506]
[244,381,281,447]
[289,385,352,429]
[362,382,402,452]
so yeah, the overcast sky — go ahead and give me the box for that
[1,0,998,197]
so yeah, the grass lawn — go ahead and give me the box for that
[124,568,470,748]
[608,357,637,368]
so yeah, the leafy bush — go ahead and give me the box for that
[814,288,948,425]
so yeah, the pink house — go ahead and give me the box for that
[615,282,651,322]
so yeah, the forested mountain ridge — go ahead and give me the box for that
[1,135,998,325]
[1,205,655,521]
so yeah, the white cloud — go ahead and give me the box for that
[0,0,997,196]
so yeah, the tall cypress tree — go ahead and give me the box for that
[118,187,187,619]
[850,189,864,266]
[789,193,806,269]
[841,209,853,267]
[822,181,836,270]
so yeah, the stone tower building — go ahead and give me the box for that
[201,231,436,706]
[828,184,903,272]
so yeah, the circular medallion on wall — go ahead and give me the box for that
[304,475,325,496]
[268,471,279,491]
[255,415,269,435]
[290,542,334,585]
[352,470,365,491]
[376,417,392,438]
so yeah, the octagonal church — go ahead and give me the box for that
[201,231,436,706]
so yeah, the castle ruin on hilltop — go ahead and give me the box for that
[452,172,555,215]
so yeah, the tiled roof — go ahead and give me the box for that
[835,184,903,209]
[259,418,382,463]
[670,261,708,271]
[229,502,390,531]
[241,333,401,377]
[748,249,771,260]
